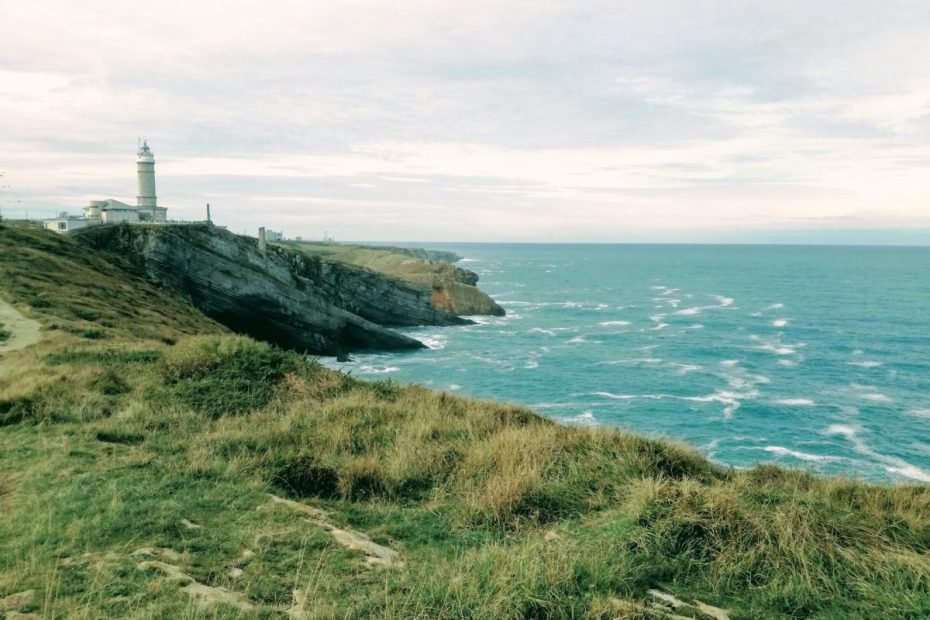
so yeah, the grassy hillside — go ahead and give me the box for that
[1,224,929,619]
[282,241,466,289]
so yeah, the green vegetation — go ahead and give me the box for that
[1,223,929,618]
[0,321,9,342]
[283,241,465,289]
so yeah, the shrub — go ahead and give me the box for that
[161,335,302,417]
[273,454,340,499]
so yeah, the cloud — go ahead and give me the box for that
[1,0,929,242]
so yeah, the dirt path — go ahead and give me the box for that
[0,298,41,358]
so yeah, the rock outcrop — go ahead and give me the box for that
[74,224,460,355]
[282,242,505,317]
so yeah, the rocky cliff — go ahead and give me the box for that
[281,242,505,317]
[73,224,472,355]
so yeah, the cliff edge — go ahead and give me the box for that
[282,241,506,317]
[73,224,450,355]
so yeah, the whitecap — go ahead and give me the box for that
[720,360,740,368]
[675,307,702,316]
[445,384,461,391]
[419,335,447,350]
[825,424,930,482]
[756,303,784,312]
[763,446,839,463]
[597,358,662,366]
[848,360,883,368]
[885,466,930,483]
[777,359,798,367]
[524,359,539,369]
[670,363,702,375]
[908,409,930,419]
[861,393,892,403]
[775,398,816,406]
[593,392,666,400]
[564,411,599,427]
[772,319,789,327]
[649,323,669,331]
[529,327,556,336]
[598,320,631,327]
[681,391,742,418]
[358,365,400,374]
[825,424,858,438]
[683,324,704,330]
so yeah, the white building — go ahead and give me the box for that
[43,212,95,233]
[44,141,169,233]
[265,229,284,242]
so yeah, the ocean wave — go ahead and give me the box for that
[825,423,930,482]
[682,391,743,418]
[593,392,666,400]
[418,335,447,350]
[777,359,798,367]
[357,365,400,374]
[750,335,804,356]
[825,424,859,438]
[670,363,702,375]
[772,319,789,327]
[529,327,557,336]
[763,446,839,462]
[885,466,930,483]
[720,360,740,368]
[848,360,883,368]
[563,411,599,427]
[860,393,892,403]
[775,398,816,406]
[908,409,930,419]
[672,295,735,317]
[598,320,631,327]
[597,358,662,366]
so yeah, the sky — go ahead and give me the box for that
[1,0,929,243]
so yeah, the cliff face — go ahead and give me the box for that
[73,224,458,355]
[276,251,472,328]
[282,242,506,317]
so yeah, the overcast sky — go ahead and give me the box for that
[2,1,929,242]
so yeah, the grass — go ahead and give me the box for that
[1,223,929,618]
[0,321,9,342]
[282,241,468,289]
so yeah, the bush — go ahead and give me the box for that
[161,335,302,418]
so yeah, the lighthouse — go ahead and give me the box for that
[136,140,157,209]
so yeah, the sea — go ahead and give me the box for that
[326,244,930,483]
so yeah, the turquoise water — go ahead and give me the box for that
[330,244,930,483]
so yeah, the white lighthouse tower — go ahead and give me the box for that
[135,140,167,222]
[136,140,157,209]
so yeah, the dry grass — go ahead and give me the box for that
[1,223,929,618]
